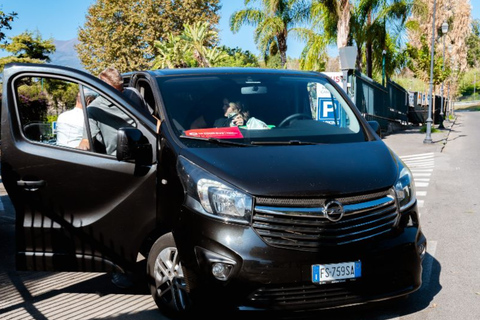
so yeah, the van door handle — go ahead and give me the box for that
[17,180,46,191]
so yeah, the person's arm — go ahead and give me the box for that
[77,138,90,150]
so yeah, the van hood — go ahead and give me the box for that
[182,141,399,197]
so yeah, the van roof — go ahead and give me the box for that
[146,67,327,78]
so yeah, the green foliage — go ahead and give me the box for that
[310,0,339,44]
[310,0,420,78]
[0,30,55,61]
[294,27,329,71]
[420,125,440,133]
[181,21,223,67]
[153,22,230,69]
[230,0,310,68]
[466,19,480,68]
[47,115,58,123]
[352,0,418,78]
[405,35,450,86]
[262,53,283,69]
[0,31,55,72]
[77,0,220,75]
[16,77,78,120]
[215,46,259,68]
[0,9,17,44]
[392,76,427,93]
[458,68,480,97]
[16,85,49,124]
[43,79,78,114]
[0,56,46,73]
[153,35,191,69]
[369,35,408,84]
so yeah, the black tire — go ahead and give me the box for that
[147,233,193,318]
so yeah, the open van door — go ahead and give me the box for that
[1,63,157,273]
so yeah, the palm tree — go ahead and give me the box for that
[152,22,227,68]
[353,0,422,78]
[294,28,329,71]
[153,35,188,69]
[182,21,218,67]
[204,47,229,66]
[310,0,352,50]
[309,0,421,79]
[230,0,310,68]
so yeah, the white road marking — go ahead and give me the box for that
[414,173,432,177]
[400,153,434,207]
[415,182,429,188]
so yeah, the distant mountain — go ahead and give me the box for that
[49,39,86,71]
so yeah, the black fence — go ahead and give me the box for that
[348,70,447,133]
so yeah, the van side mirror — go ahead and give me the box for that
[367,120,382,137]
[117,127,153,165]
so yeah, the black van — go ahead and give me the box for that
[1,63,426,317]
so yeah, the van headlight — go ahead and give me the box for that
[177,156,252,224]
[394,158,416,211]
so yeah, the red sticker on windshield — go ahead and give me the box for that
[184,126,244,139]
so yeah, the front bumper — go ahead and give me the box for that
[175,205,426,312]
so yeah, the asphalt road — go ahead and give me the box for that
[1,112,479,320]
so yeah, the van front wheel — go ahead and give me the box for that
[147,233,193,317]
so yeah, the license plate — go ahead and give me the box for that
[312,261,361,284]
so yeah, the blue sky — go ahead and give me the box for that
[1,0,479,60]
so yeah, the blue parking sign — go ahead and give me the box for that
[317,98,341,125]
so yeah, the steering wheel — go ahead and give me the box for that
[278,113,312,127]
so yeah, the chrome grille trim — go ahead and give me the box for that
[252,191,399,251]
[255,196,395,219]
[255,190,391,207]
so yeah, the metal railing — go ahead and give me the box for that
[350,71,447,132]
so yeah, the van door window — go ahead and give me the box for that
[14,75,136,156]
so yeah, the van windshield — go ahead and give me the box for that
[157,73,367,146]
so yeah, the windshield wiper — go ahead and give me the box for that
[179,135,253,147]
[251,140,320,146]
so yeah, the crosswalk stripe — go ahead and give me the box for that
[400,153,434,159]
[414,172,432,177]
[415,182,429,187]
[400,153,434,206]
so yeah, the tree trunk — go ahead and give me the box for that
[277,31,288,68]
[366,11,373,78]
[336,0,351,49]
[356,46,363,73]
[366,41,373,78]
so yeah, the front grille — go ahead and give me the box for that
[246,274,412,310]
[247,284,361,309]
[252,190,398,251]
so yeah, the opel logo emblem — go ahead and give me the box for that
[324,200,344,222]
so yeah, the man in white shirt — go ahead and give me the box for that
[56,93,86,147]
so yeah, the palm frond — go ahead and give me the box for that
[230,9,264,33]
